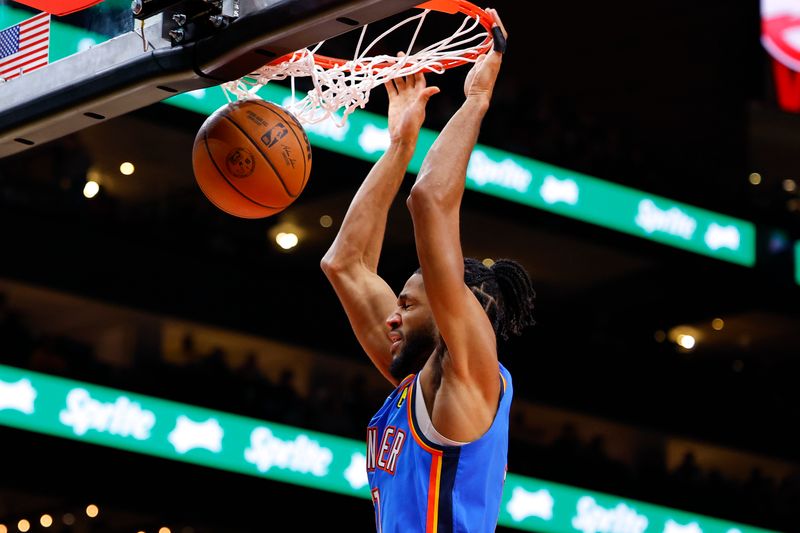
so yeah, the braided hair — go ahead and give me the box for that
[416,257,536,340]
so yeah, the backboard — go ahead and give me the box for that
[0,0,421,158]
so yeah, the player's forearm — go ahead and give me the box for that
[322,142,415,273]
[409,96,490,207]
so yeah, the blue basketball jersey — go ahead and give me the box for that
[366,363,512,533]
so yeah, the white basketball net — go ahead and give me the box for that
[221,8,490,127]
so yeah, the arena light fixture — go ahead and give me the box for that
[668,325,701,351]
[119,162,135,175]
[83,181,99,199]
[275,232,299,250]
[676,334,696,350]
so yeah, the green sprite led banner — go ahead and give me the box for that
[0,6,756,268]
[0,363,363,498]
[0,364,779,533]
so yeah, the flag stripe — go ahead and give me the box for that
[2,58,48,80]
[0,13,50,80]
[0,52,49,76]
[20,28,49,43]
[18,34,49,51]
[0,43,49,74]
[21,19,49,33]
[19,13,50,28]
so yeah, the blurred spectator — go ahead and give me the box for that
[308,379,352,437]
[268,368,305,427]
[342,372,374,434]
[29,335,70,375]
[549,422,582,483]
[673,450,702,486]
[234,350,274,418]
[0,293,34,368]
[178,332,202,365]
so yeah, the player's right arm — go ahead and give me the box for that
[321,70,439,386]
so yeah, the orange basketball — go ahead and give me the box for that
[192,99,312,218]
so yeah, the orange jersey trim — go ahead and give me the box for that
[425,452,443,533]
[406,378,444,532]
[405,380,442,454]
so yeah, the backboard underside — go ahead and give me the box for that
[0,0,421,158]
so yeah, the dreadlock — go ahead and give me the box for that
[414,258,536,340]
[463,258,536,340]
[487,258,537,338]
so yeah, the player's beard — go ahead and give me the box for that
[389,322,438,381]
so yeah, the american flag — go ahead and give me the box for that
[0,12,51,82]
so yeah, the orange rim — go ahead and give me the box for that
[266,0,494,72]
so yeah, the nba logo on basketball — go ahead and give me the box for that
[262,123,289,148]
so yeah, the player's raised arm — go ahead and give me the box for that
[406,9,507,397]
[321,69,440,386]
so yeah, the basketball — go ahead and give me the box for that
[192,99,312,218]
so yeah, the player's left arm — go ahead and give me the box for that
[406,9,507,400]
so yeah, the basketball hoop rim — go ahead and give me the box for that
[266,0,494,72]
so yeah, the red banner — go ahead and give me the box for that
[11,0,104,16]
[762,1,800,112]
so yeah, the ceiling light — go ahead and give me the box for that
[667,325,701,351]
[276,232,299,250]
[319,215,333,228]
[482,258,495,267]
[86,504,99,518]
[17,520,30,533]
[783,179,797,192]
[711,318,724,331]
[39,515,53,528]
[676,334,696,350]
[119,162,135,175]
[268,221,305,251]
[748,172,761,185]
[83,181,100,199]
[159,527,172,533]
[62,514,75,526]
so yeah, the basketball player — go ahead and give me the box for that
[321,10,534,532]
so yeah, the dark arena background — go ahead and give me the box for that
[1,0,799,532]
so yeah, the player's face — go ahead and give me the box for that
[386,273,438,380]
